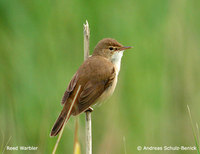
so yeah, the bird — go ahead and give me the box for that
[50,38,132,136]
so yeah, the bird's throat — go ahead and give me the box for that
[111,51,124,75]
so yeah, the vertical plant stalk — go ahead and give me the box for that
[196,123,200,151]
[73,118,81,154]
[123,136,127,154]
[187,105,200,154]
[85,111,92,154]
[83,20,92,154]
[84,20,90,61]
[52,85,81,154]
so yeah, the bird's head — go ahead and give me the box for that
[93,38,132,63]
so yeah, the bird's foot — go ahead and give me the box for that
[86,107,93,112]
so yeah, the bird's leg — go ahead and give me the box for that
[86,107,93,112]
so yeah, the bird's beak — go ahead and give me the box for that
[119,46,132,51]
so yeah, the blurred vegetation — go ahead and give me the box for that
[0,0,200,153]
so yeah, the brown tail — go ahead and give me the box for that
[50,104,72,137]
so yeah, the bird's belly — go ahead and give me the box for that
[96,75,118,105]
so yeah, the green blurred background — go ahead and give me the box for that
[0,0,200,153]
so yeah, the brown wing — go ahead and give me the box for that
[75,72,115,114]
[72,56,116,115]
[61,73,79,105]
[61,56,116,115]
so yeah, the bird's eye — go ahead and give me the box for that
[109,47,114,50]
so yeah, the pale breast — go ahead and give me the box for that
[93,51,123,106]
[95,66,118,105]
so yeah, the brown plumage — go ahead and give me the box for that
[50,38,132,136]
